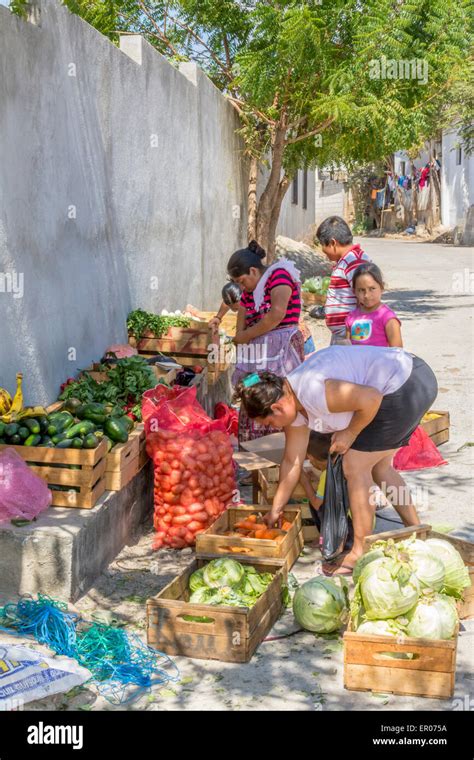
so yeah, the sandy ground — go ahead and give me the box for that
[3,238,473,712]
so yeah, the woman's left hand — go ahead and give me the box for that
[330,428,356,455]
[233,331,250,345]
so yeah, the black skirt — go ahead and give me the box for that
[351,355,438,452]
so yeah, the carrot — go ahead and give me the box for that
[254,528,266,539]
[262,529,279,540]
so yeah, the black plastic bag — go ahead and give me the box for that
[319,455,353,560]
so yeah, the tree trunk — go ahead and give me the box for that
[266,176,291,261]
[247,155,258,241]
[255,121,287,255]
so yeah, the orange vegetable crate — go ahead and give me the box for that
[195,505,304,571]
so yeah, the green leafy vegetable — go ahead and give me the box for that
[127,309,191,340]
[293,576,349,633]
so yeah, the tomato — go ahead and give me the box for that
[172,514,192,525]
[170,537,186,549]
[188,520,206,532]
[168,525,186,538]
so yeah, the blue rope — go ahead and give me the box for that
[0,595,180,705]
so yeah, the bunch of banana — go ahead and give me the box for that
[0,373,46,423]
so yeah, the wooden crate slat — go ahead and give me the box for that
[420,410,450,437]
[106,427,141,470]
[0,439,107,466]
[431,429,449,446]
[49,475,106,509]
[105,455,139,491]
[344,664,455,700]
[29,456,106,487]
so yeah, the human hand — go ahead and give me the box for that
[263,508,283,527]
[330,428,356,455]
[209,317,221,330]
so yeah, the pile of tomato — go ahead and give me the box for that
[150,428,236,549]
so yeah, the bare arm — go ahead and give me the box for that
[209,302,230,329]
[385,318,403,347]
[325,379,383,454]
[264,424,310,525]
[234,285,291,343]
[236,303,247,334]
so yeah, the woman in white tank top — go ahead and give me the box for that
[234,346,438,575]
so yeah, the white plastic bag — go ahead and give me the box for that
[0,644,90,709]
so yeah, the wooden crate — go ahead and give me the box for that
[196,505,303,571]
[83,362,177,386]
[147,556,286,663]
[183,307,237,337]
[0,439,108,508]
[302,292,327,306]
[343,618,458,699]
[257,464,320,502]
[129,322,218,357]
[420,410,450,445]
[365,524,474,620]
[104,425,145,491]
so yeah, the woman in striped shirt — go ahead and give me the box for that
[227,240,305,444]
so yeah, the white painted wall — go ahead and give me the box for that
[441,128,474,229]
[314,170,346,226]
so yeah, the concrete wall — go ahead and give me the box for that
[441,128,474,242]
[0,1,247,404]
[314,172,346,226]
[277,168,316,240]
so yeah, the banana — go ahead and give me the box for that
[0,388,12,416]
[8,373,24,416]
[17,405,47,420]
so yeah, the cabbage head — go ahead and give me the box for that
[424,539,471,598]
[353,548,386,585]
[189,567,207,593]
[405,593,458,640]
[356,619,403,637]
[359,557,420,620]
[203,559,245,589]
[293,576,349,633]
[189,587,219,605]
[401,540,445,591]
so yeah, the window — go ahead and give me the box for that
[292,173,298,205]
[302,169,308,210]
[456,146,462,165]
[400,161,406,176]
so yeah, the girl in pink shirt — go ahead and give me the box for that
[345,263,403,347]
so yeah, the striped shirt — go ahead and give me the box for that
[325,245,371,335]
[241,268,301,329]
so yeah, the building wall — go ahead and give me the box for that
[0,1,248,403]
[441,128,474,237]
[277,168,316,240]
[314,171,346,226]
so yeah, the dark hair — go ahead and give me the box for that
[307,431,331,462]
[233,371,284,418]
[352,262,384,290]
[227,240,266,278]
[221,281,242,306]
[316,216,353,246]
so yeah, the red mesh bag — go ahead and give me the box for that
[214,403,239,437]
[142,385,236,550]
[394,426,448,471]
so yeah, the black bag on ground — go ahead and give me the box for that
[319,454,353,560]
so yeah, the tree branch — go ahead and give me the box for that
[226,97,275,126]
[286,118,334,145]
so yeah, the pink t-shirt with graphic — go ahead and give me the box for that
[345,304,401,347]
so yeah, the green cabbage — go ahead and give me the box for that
[356,619,403,637]
[405,593,458,639]
[359,557,420,620]
[424,539,471,598]
[353,548,386,585]
[203,559,245,589]
[189,587,219,605]
[189,567,207,593]
[293,576,349,633]
[400,540,445,591]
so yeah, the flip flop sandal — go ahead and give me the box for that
[322,563,354,577]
